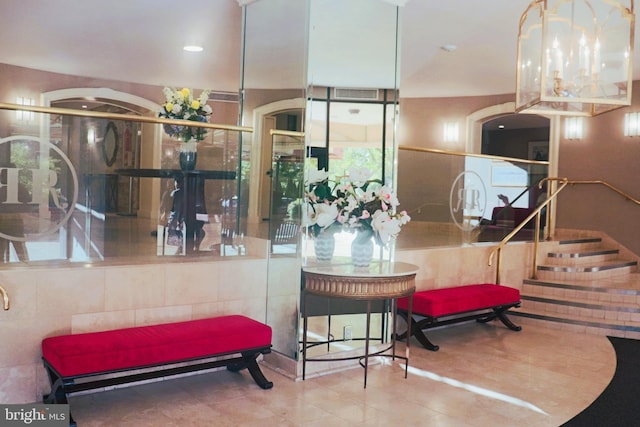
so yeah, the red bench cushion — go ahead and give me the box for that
[42,315,272,377]
[397,284,520,318]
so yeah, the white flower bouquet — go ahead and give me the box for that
[334,167,411,246]
[304,166,410,246]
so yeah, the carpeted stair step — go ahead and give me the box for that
[523,274,640,292]
[535,260,638,281]
[521,276,640,326]
[520,293,640,322]
[520,233,640,339]
[552,237,604,252]
[511,305,640,339]
[544,248,621,266]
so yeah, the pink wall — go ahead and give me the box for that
[2,62,638,255]
[0,63,240,130]
[397,90,640,256]
[555,81,640,256]
[398,94,513,151]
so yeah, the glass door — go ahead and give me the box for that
[269,131,305,255]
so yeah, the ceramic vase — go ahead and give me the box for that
[351,229,374,267]
[314,231,335,262]
[179,139,198,171]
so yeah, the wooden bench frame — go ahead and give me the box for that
[43,346,273,401]
[396,303,521,351]
[395,284,522,352]
[43,347,272,426]
[42,317,273,426]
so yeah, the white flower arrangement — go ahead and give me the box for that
[159,87,212,142]
[304,168,339,237]
[304,166,411,245]
[334,167,411,246]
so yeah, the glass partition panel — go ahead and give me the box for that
[269,132,304,256]
[241,0,309,359]
[304,89,400,264]
[266,131,305,357]
[396,147,549,249]
[0,105,247,264]
[242,0,402,362]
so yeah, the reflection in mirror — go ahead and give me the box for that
[242,0,402,363]
[102,121,118,167]
[302,1,402,368]
[306,87,399,260]
[242,0,309,360]
[396,147,549,248]
[269,131,304,256]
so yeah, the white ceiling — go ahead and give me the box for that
[1,0,638,100]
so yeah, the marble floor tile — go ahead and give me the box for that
[68,322,615,426]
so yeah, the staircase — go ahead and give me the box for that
[511,236,640,338]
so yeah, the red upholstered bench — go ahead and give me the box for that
[396,284,521,351]
[42,315,272,425]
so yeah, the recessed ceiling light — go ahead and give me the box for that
[498,124,505,129]
[183,45,204,52]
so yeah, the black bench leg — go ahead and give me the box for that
[43,387,76,427]
[246,359,274,390]
[227,351,273,390]
[476,313,498,324]
[495,309,522,331]
[395,310,440,351]
[43,364,76,426]
[476,306,522,332]
[43,367,69,405]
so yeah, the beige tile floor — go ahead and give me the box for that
[69,322,615,427]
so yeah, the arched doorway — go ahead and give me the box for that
[247,98,306,227]
[467,102,559,178]
[467,102,560,235]
[41,88,161,220]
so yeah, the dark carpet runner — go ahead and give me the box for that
[561,336,640,426]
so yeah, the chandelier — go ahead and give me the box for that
[516,0,635,116]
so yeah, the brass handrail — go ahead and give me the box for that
[0,285,9,310]
[0,101,253,133]
[488,177,639,283]
[399,145,549,167]
[555,179,640,205]
[270,129,305,137]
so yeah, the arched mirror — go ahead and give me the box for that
[102,121,118,167]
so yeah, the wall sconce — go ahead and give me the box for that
[516,0,634,116]
[624,112,640,136]
[15,96,35,121]
[564,117,584,140]
[443,121,459,143]
[87,128,96,144]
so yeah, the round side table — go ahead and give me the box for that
[302,261,418,388]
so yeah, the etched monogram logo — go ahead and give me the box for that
[449,170,487,231]
[0,137,78,241]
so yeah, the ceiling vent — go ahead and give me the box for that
[333,88,379,101]
[208,91,240,103]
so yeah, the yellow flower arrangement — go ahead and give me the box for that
[159,87,212,142]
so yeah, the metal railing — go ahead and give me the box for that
[488,177,640,283]
[0,101,253,133]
